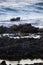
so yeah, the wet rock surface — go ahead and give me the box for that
[0,24,43,61]
[0,24,39,34]
[0,36,43,60]
[0,24,43,34]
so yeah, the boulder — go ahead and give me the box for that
[10,17,20,21]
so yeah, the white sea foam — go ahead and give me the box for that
[0,59,43,65]
[0,33,40,39]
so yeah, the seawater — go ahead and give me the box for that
[0,0,43,28]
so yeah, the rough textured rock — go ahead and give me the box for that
[0,24,39,34]
[10,24,39,33]
[0,36,43,60]
[0,24,43,61]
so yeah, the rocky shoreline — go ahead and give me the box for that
[0,24,43,61]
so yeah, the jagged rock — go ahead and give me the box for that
[19,24,39,33]
[10,24,39,33]
[0,24,41,34]
[10,17,20,21]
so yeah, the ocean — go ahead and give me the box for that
[0,0,43,28]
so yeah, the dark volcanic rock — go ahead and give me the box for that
[10,25,18,31]
[0,61,6,65]
[10,17,20,21]
[0,24,39,34]
[0,36,43,60]
[38,28,43,33]
[18,24,39,33]
[0,24,43,61]
[0,26,6,34]
[0,23,43,34]
[30,63,43,65]
[10,24,39,33]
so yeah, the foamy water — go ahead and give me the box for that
[0,0,43,23]
[0,0,43,28]
[0,59,43,65]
